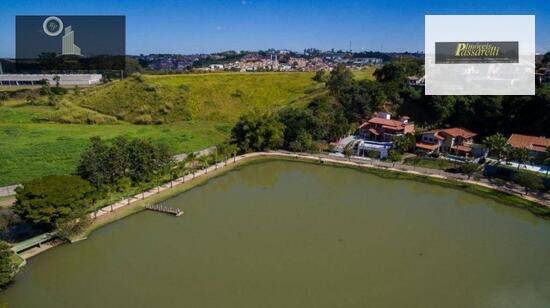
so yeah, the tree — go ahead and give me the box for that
[77,137,109,188]
[53,75,60,88]
[227,143,239,163]
[0,241,17,289]
[14,175,94,226]
[326,64,354,95]
[343,144,354,161]
[186,152,197,178]
[460,162,481,180]
[387,150,402,163]
[288,130,314,153]
[509,147,530,170]
[393,134,416,153]
[483,133,510,163]
[312,70,327,82]
[373,58,423,83]
[231,113,284,152]
[513,172,543,195]
[39,79,52,95]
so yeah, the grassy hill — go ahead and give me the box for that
[0,71,332,186]
[69,72,322,124]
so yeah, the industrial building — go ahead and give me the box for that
[0,74,102,86]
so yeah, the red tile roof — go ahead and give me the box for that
[440,127,477,139]
[507,134,550,153]
[416,142,439,151]
[368,117,406,129]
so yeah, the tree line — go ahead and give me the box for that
[13,137,175,233]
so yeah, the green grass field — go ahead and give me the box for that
[403,156,459,171]
[0,71,336,186]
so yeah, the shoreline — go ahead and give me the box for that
[19,151,550,259]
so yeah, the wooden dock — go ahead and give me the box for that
[145,203,183,216]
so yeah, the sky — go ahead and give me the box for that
[0,0,549,57]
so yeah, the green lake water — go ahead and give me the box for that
[1,160,549,307]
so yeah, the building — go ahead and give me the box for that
[416,127,477,157]
[507,134,550,158]
[0,74,102,86]
[357,112,415,142]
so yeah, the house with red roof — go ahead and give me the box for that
[357,112,415,142]
[416,127,478,157]
[507,134,550,158]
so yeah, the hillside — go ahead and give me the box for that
[0,71,331,186]
[69,72,323,124]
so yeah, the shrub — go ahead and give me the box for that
[0,241,17,289]
[513,172,544,195]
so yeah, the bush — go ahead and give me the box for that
[0,241,17,289]
[513,172,544,195]
[133,114,153,124]
[0,92,9,101]
[132,73,144,82]
[387,150,402,162]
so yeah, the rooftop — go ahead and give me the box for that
[507,134,550,153]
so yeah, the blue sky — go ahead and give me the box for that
[0,0,549,57]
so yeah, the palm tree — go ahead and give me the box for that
[227,144,238,163]
[483,133,510,164]
[186,152,197,178]
[200,155,210,174]
[177,161,188,182]
[217,143,228,166]
[213,148,219,170]
[343,144,353,161]
[510,147,530,170]
[169,169,179,188]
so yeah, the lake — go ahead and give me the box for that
[1,160,549,307]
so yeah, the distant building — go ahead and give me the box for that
[416,127,478,157]
[353,58,383,66]
[0,74,102,86]
[208,64,224,71]
[507,134,550,158]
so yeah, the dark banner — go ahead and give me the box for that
[435,41,518,64]
[16,15,126,72]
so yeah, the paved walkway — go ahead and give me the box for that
[90,151,549,222]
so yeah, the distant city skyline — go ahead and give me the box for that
[0,0,549,57]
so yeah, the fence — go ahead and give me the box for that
[321,154,468,181]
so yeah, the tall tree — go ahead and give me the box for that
[509,147,530,170]
[14,175,94,226]
[231,113,284,152]
[77,137,109,188]
[326,64,354,96]
[483,133,510,163]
